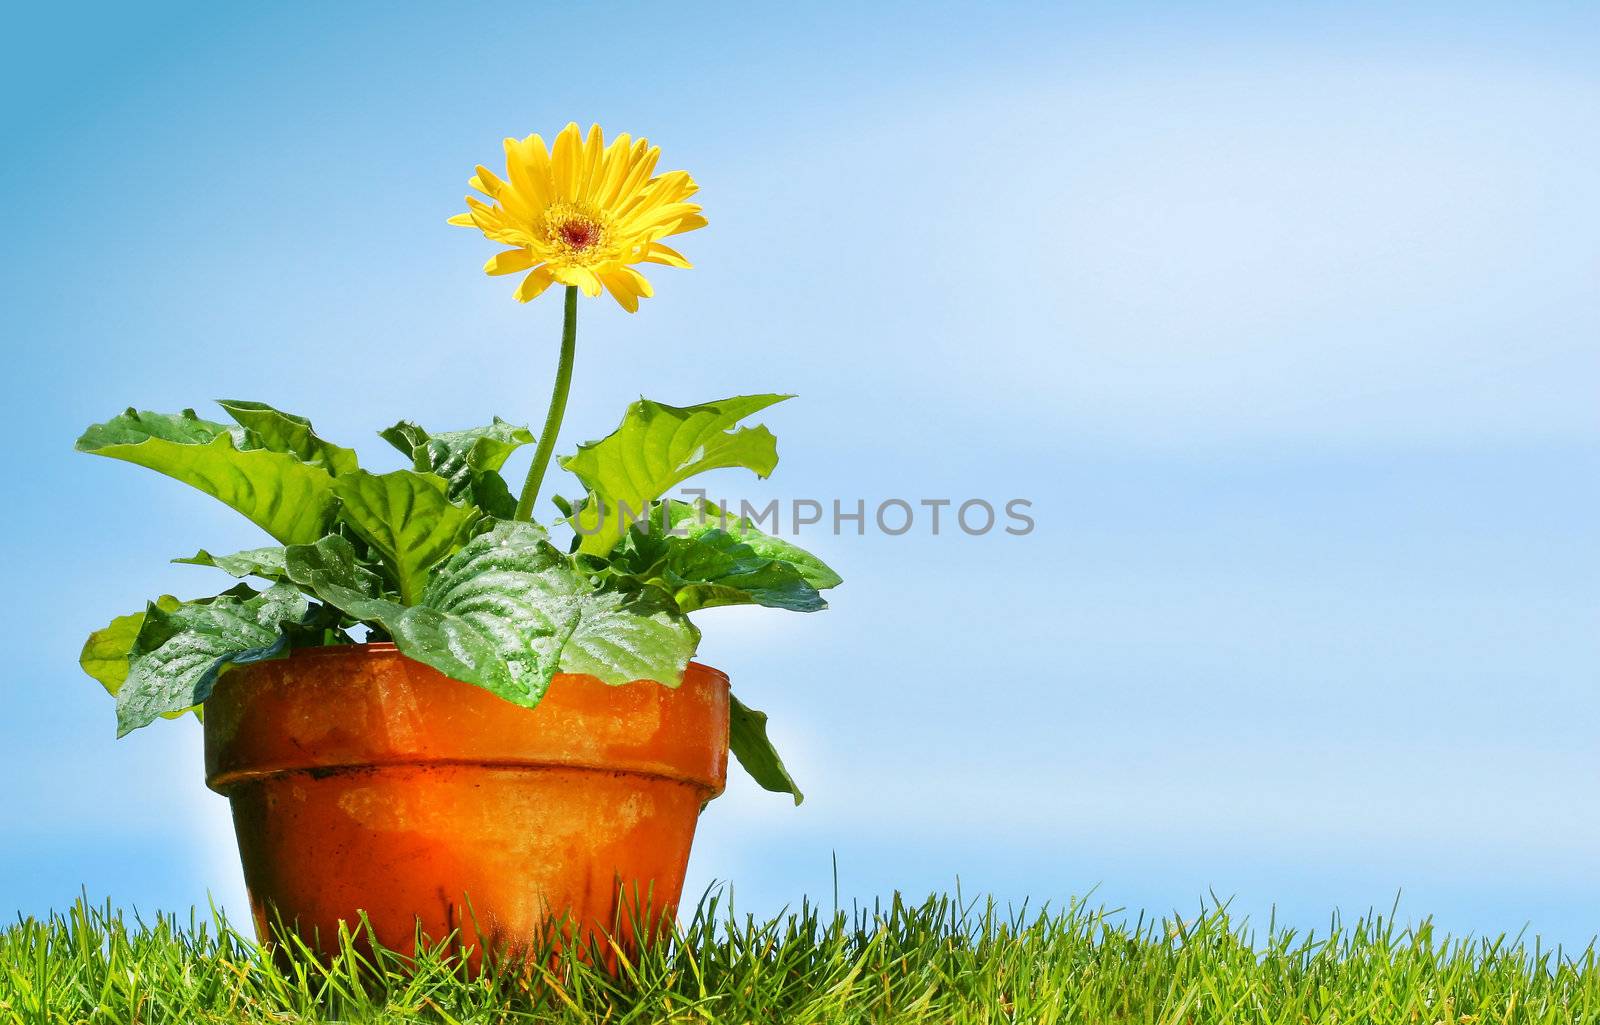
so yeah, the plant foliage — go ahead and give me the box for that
[76,397,837,800]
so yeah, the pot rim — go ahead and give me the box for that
[205,646,731,796]
[282,641,729,685]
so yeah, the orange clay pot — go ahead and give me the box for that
[203,643,728,962]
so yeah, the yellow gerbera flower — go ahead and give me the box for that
[449,123,706,312]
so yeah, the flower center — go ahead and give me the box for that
[555,218,601,251]
[542,205,611,265]
[557,220,600,249]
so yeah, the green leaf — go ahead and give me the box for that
[117,584,310,736]
[378,420,431,459]
[173,546,289,582]
[563,395,791,556]
[421,526,690,691]
[330,469,482,605]
[728,693,803,805]
[282,535,390,607]
[76,409,339,545]
[217,400,359,476]
[615,526,826,613]
[465,470,518,520]
[80,596,181,696]
[380,417,533,514]
[287,524,697,707]
[288,528,577,705]
[554,584,701,685]
[420,419,534,484]
[663,500,843,591]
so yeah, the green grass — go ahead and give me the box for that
[3,892,1599,1024]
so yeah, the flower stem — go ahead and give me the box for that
[515,285,578,522]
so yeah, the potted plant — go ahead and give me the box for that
[75,123,839,960]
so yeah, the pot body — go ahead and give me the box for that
[203,643,728,960]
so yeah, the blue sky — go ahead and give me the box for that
[3,1,1598,946]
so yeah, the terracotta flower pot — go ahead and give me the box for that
[203,643,729,961]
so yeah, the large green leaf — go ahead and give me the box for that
[555,584,701,685]
[80,596,181,696]
[280,535,387,604]
[462,470,517,521]
[426,525,693,690]
[118,584,310,736]
[614,526,826,613]
[380,417,532,517]
[564,395,791,556]
[330,469,482,605]
[287,525,697,707]
[288,528,576,705]
[217,400,358,476]
[76,409,338,544]
[729,693,803,805]
[380,417,532,487]
[662,499,843,591]
[377,420,430,459]
[173,546,289,582]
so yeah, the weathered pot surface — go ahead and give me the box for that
[203,643,729,961]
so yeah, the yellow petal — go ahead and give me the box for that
[610,141,661,208]
[665,212,708,237]
[651,170,700,202]
[504,134,552,209]
[611,172,698,229]
[514,266,556,302]
[550,122,584,202]
[471,164,535,221]
[626,170,697,214]
[640,242,692,268]
[464,198,505,233]
[551,264,603,296]
[572,267,604,296]
[461,197,534,246]
[600,269,642,313]
[484,248,536,276]
[621,201,704,236]
[470,164,507,198]
[577,123,606,204]
[447,212,475,226]
[617,264,654,298]
[593,132,635,208]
